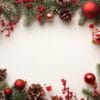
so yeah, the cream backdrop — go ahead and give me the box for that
[0,11,100,98]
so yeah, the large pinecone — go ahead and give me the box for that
[0,69,7,81]
[27,84,45,100]
[59,9,72,22]
[0,91,5,100]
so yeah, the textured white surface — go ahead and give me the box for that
[0,12,100,98]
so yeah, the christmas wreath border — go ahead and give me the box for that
[0,0,100,44]
[0,64,99,100]
[0,0,100,99]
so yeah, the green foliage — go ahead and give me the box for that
[10,87,27,100]
[23,0,57,25]
[0,82,8,90]
[0,0,20,22]
[97,64,100,77]
[82,88,92,97]
[78,13,87,25]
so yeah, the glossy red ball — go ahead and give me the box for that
[14,79,26,90]
[82,1,99,19]
[84,73,96,84]
[4,88,12,96]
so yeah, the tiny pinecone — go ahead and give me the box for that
[59,9,72,22]
[0,91,5,100]
[0,69,7,81]
[56,0,70,6]
[27,84,45,100]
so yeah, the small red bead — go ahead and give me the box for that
[46,86,52,92]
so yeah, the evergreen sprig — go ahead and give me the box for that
[10,87,27,100]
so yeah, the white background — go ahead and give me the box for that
[0,11,100,98]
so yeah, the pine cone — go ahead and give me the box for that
[27,84,45,100]
[52,96,63,100]
[0,91,5,100]
[56,0,70,6]
[59,9,72,22]
[0,69,7,81]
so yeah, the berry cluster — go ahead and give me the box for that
[16,0,34,9]
[0,19,16,37]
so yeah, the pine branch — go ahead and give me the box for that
[96,64,100,77]
[23,0,57,25]
[78,13,87,25]
[10,87,27,100]
[0,82,8,90]
[82,88,92,97]
[0,2,18,22]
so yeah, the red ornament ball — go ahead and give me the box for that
[92,30,100,44]
[82,1,99,19]
[84,73,96,84]
[14,79,26,90]
[46,12,54,22]
[4,88,12,96]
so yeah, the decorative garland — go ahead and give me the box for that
[0,64,99,100]
[0,0,100,44]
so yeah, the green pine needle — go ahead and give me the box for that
[82,88,92,97]
[97,64,100,77]
[11,87,27,100]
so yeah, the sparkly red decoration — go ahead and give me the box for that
[89,24,95,29]
[4,88,12,96]
[92,28,100,44]
[84,73,96,85]
[46,86,52,92]
[82,1,99,19]
[14,79,26,90]
[46,12,54,22]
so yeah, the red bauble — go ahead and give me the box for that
[46,12,54,22]
[82,1,99,19]
[4,88,12,96]
[92,30,100,44]
[84,73,96,84]
[14,79,26,90]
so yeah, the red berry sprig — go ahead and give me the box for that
[0,19,16,37]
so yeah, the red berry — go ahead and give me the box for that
[89,24,95,29]
[38,5,45,13]
[10,27,14,31]
[37,13,43,23]
[84,73,96,84]
[26,4,32,9]
[4,88,12,96]
[29,0,34,2]
[46,86,52,92]
[23,0,29,3]
[14,79,26,90]
[16,0,22,3]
